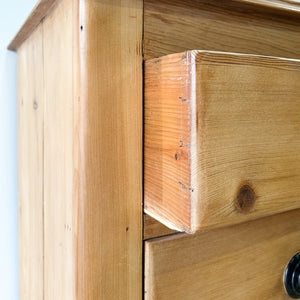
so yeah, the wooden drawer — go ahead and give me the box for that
[145,51,300,233]
[144,209,300,299]
[10,0,300,299]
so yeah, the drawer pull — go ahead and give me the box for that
[284,252,300,298]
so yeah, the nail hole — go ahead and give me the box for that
[174,153,178,160]
[80,25,83,31]
[126,227,129,232]
[235,183,256,213]
[33,100,38,110]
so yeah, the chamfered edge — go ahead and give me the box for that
[8,0,59,51]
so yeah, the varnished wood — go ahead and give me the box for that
[8,0,59,51]
[145,51,300,233]
[144,215,177,240]
[145,209,300,299]
[145,52,192,232]
[17,25,44,300]
[13,0,300,297]
[237,0,300,12]
[144,0,300,60]
[77,0,143,298]
[9,0,300,52]
[14,0,143,298]
[43,0,75,298]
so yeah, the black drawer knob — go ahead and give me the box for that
[285,252,300,298]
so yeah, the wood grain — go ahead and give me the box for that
[9,0,300,52]
[144,214,177,240]
[43,0,75,298]
[145,52,193,232]
[145,209,300,300]
[8,0,59,51]
[145,51,300,233]
[17,25,44,300]
[76,0,143,298]
[236,0,300,12]
[15,0,143,298]
[144,0,300,60]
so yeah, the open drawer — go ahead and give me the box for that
[144,51,300,233]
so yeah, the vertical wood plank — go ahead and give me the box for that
[17,25,44,300]
[43,0,75,298]
[16,0,143,298]
[77,0,143,298]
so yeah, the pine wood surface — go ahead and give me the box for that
[238,0,300,12]
[11,0,300,298]
[144,0,300,60]
[17,24,44,300]
[8,0,59,51]
[15,0,143,298]
[145,209,300,299]
[76,0,143,298]
[43,0,75,297]
[144,214,177,240]
[9,0,300,52]
[145,51,300,233]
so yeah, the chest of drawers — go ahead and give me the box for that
[9,0,300,299]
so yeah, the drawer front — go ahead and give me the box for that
[144,0,300,61]
[145,50,300,233]
[144,209,300,299]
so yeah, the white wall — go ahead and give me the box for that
[0,1,38,299]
